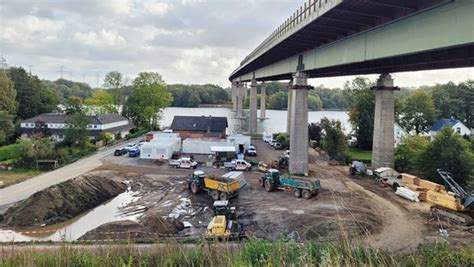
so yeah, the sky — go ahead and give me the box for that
[0,0,472,89]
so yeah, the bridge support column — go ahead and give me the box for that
[259,83,266,119]
[286,80,293,135]
[371,74,398,169]
[231,82,237,112]
[289,72,311,175]
[249,79,258,134]
[237,82,244,117]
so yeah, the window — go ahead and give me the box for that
[94,125,98,129]
[456,127,461,134]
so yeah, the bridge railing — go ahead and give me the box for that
[239,0,334,68]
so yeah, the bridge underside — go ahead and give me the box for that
[255,44,474,81]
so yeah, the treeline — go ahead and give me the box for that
[167,84,230,107]
[262,82,350,111]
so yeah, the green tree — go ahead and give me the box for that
[63,112,91,148]
[8,67,60,119]
[308,93,323,111]
[345,77,375,150]
[418,126,474,187]
[321,118,347,160]
[84,89,117,114]
[430,80,474,129]
[400,90,436,134]
[103,71,124,108]
[395,135,430,174]
[0,72,17,114]
[65,96,83,114]
[125,72,172,130]
[0,72,17,144]
[133,72,165,87]
[268,92,288,110]
[0,111,15,144]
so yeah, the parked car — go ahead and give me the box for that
[128,147,140,157]
[283,150,290,158]
[373,167,402,190]
[273,142,283,150]
[246,145,257,156]
[125,143,137,151]
[224,159,252,171]
[114,148,127,156]
[169,158,198,169]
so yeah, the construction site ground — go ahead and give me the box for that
[2,140,472,253]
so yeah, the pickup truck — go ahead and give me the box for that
[224,159,252,171]
[169,158,198,169]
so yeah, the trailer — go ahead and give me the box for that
[260,169,321,199]
[188,171,242,200]
[140,139,180,160]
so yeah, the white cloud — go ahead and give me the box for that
[73,29,127,48]
[144,1,171,16]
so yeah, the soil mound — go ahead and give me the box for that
[2,171,130,228]
[79,220,151,240]
[142,213,184,234]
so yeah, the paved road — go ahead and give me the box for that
[0,140,140,207]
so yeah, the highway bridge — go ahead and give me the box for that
[229,0,474,174]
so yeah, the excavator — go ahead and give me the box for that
[428,169,474,225]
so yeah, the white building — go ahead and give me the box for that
[20,113,133,142]
[394,123,408,147]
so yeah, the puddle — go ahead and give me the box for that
[0,189,143,242]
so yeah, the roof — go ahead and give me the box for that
[430,118,460,131]
[22,113,129,125]
[211,146,236,152]
[170,116,228,132]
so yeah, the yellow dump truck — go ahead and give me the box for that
[189,171,242,200]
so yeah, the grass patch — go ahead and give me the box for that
[347,148,372,161]
[0,168,44,188]
[1,240,472,266]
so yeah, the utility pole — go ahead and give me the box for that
[0,57,7,73]
[28,65,33,75]
[96,74,99,88]
[58,65,65,79]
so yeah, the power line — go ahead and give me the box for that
[58,65,65,79]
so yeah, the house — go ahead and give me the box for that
[429,118,471,141]
[20,113,133,142]
[394,123,408,147]
[170,115,228,139]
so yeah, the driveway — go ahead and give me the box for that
[0,140,140,207]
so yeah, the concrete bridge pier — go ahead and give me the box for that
[259,82,266,119]
[371,74,398,169]
[286,80,293,135]
[249,79,258,133]
[237,82,244,118]
[289,72,311,175]
[231,82,237,112]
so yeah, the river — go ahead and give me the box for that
[160,107,351,134]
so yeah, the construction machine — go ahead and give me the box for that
[428,169,474,225]
[188,171,242,201]
[206,201,245,240]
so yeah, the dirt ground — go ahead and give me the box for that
[86,140,473,252]
[2,140,472,252]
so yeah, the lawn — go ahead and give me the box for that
[0,168,44,188]
[347,148,372,161]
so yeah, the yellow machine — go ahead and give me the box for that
[207,215,230,237]
[428,169,474,225]
[206,201,245,240]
